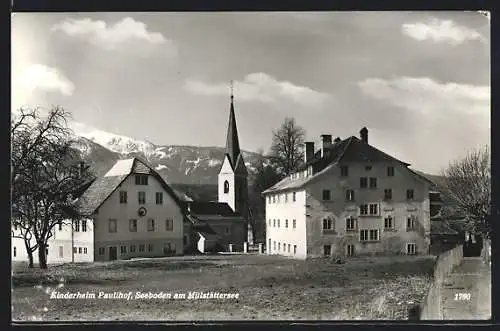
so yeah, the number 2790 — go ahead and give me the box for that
[454,293,471,301]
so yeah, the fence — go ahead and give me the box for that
[419,244,464,320]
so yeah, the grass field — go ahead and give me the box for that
[12,254,435,321]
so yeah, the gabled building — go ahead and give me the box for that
[263,127,435,259]
[78,157,185,261]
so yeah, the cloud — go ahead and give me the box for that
[51,17,176,53]
[14,64,75,97]
[185,73,330,107]
[358,76,489,121]
[402,18,486,45]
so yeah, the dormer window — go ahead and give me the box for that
[135,174,148,185]
[224,180,230,194]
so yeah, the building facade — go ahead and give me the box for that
[263,127,434,259]
[11,219,94,264]
[78,158,185,261]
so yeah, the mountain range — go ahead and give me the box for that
[71,125,268,186]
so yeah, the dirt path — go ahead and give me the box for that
[440,257,491,320]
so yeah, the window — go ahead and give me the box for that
[268,219,271,227]
[82,220,87,232]
[83,247,87,254]
[292,219,296,229]
[129,219,137,232]
[120,245,127,254]
[322,189,331,201]
[387,166,395,177]
[273,241,276,250]
[359,204,368,215]
[360,177,368,188]
[340,165,349,177]
[360,230,368,241]
[268,196,271,204]
[369,177,377,189]
[384,216,394,230]
[346,216,357,230]
[46,247,49,256]
[277,195,280,203]
[272,195,276,203]
[369,230,380,241]
[138,191,146,204]
[278,243,281,251]
[346,244,355,256]
[78,247,82,254]
[407,215,416,231]
[292,192,296,202]
[58,222,63,231]
[285,219,289,228]
[156,192,163,205]
[148,244,154,252]
[407,189,414,200]
[369,204,378,215]
[139,244,145,252]
[135,174,148,185]
[73,247,77,254]
[407,243,417,255]
[288,244,291,253]
[130,245,136,253]
[273,219,276,227]
[285,194,288,203]
[224,180,229,193]
[384,189,392,200]
[147,219,155,232]
[346,189,355,201]
[294,245,297,254]
[365,165,372,171]
[108,219,117,233]
[119,191,127,204]
[322,218,334,231]
[59,246,64,258]
[268,239,271,250]
[324,245,331,256]
[74,220,80,232]
[98,247,105,255]
[13,246,17,257]
[277,219,280,228]
[166,219,173,231]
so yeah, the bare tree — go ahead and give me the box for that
[11,106,93,268]
[270,117,305,175]
[440,146,491,238]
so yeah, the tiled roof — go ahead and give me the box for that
[186,215,218,235]
[78,157,183,216]
[182,201,241,217]
[431,220,459,235]
[263,134,431,194]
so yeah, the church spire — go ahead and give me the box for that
[225,80,241,168]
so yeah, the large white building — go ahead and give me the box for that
[263,128,437,260]
[78,158,186,261]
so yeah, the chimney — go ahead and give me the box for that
[320,134,332,158]
[79,161,85,177]
[334,137,341,143]
[304,142,315,163]
[360,127,368,144]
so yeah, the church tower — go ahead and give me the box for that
[218,82,249,241]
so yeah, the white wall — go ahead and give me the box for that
[11,219,94,264]
[265,190,307,259]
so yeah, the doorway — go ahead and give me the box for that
[463,234,483,257]
[323,245,331,257]
[109,246,118,261]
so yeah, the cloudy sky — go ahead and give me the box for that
[12,11,490,174]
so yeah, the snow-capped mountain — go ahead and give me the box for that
[70,123,269,185]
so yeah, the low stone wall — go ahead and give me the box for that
[419,244,464,320]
